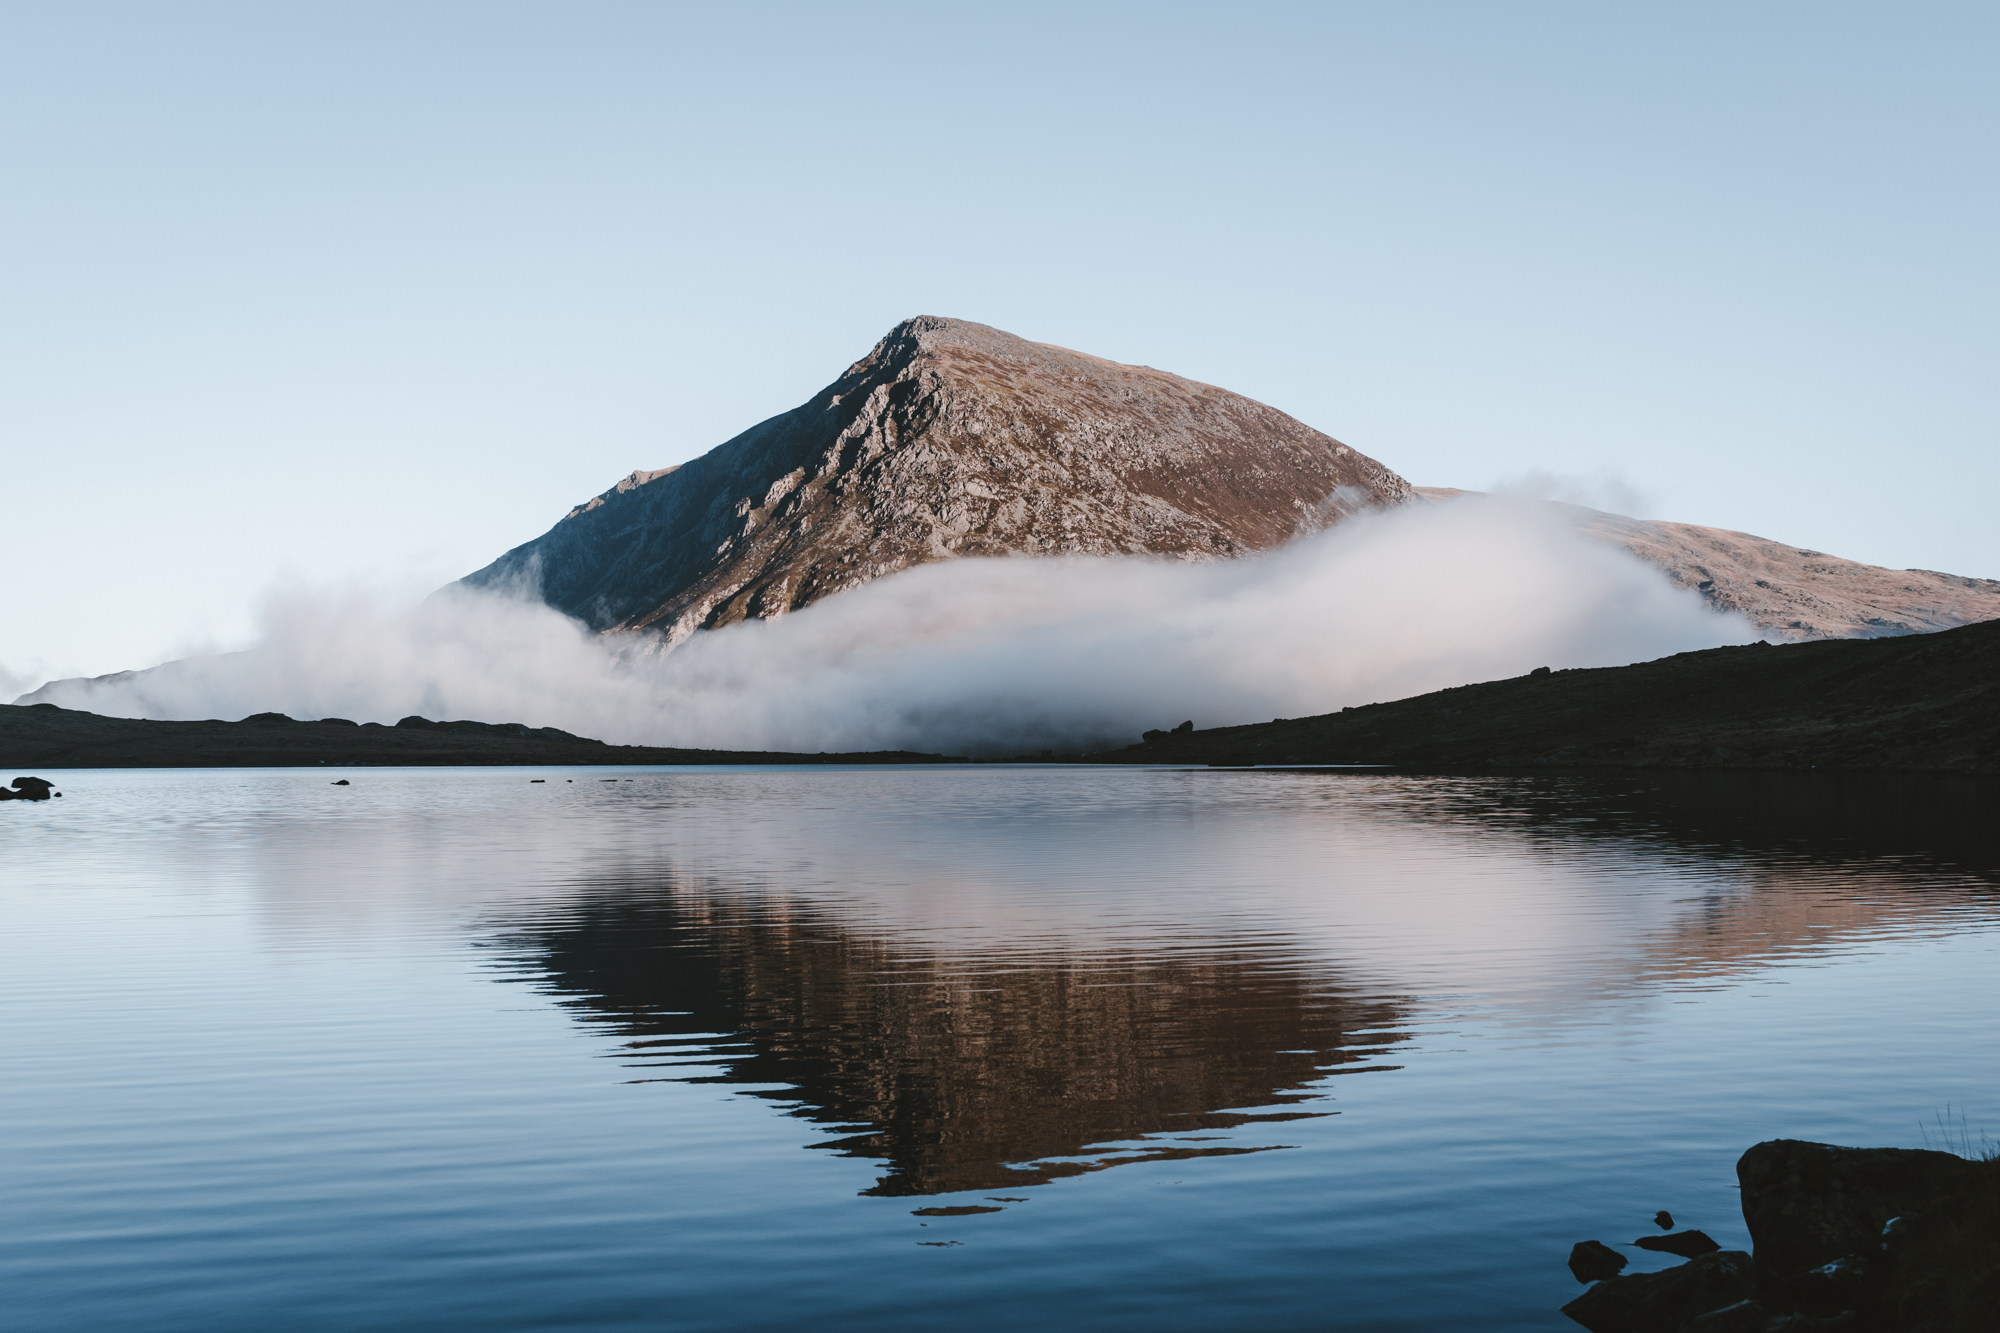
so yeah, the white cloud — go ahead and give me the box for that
[19,495,1756,754]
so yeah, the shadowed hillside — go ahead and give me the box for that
[0,704,963,769]
[1099,617,2000,774]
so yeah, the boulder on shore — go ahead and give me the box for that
[1736,1139,1972,1274]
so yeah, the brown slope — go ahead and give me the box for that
[463,316,1411,641]
[1417,488,2000,640]
[1095,615,2000,774]
[1587,511,2000,639]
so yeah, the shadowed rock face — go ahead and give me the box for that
[462,316,1412,641]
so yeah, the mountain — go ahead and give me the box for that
[469,317,1997,648]
[461,316,1413,641]
[1419,489,2000,640]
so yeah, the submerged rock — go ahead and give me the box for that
[1633,1230,1722,1258]
[1569,1240,1629,1283]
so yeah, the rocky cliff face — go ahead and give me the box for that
[462,316,1412,640]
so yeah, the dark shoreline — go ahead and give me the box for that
[1082,617,2000,776]
[0,705,967,769]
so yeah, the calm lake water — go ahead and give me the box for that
[4,766,1997,1332]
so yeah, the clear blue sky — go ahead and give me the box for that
[4,2,1995,685]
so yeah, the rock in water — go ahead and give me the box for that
[1632,1229,1721,1258]
[1568,1240,1628,1283]
[1654,1211,1674,1231]
[1736,1138,1975,1273]
[1560,1250,1757,1332]
[1,776,57,801]
[460,316,1411,643]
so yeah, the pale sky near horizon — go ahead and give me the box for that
[4,2,1996,689]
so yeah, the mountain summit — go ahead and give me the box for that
[462,317,1413,640]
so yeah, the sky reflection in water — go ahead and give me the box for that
[3,767,1996,1331]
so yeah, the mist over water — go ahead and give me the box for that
[20,497,1756,753]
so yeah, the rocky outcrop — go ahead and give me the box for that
[0,775,58,800]
[1417,489,2000,641]
[461,316,1412,641]
[1561,1140,1998,1332]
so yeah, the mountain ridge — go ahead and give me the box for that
[1417,488,2000,640]
[461,315,1413,641]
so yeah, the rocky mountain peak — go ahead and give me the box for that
[464,316,1413,640]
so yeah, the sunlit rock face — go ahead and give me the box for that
[461,316,1413,642]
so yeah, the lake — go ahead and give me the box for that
[3,766,1996,1331]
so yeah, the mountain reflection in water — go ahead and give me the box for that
[490,771,1996,1208]
[506,890,1406,1197]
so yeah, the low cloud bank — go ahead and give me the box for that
[18,497,1757,754]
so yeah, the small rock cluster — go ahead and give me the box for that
[0,776,59,800]
[1563,1140,1998,1332]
